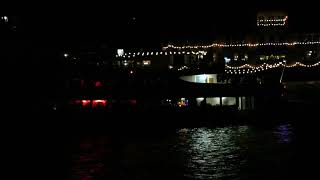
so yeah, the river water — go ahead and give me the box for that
[71,124,298,180]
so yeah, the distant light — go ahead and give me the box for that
[2,16,8,22]
[130,70,133,74]
[224,57,231,64]
[128,99,137,105]
[63,53,69,58]
[82,100,91,107]
[95,81,103,87]
[143,60,151,65]
[93,100,107,108]
[117,49,124,56]
[73,100,82,104]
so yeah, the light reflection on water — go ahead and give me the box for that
[274,124,293,143]
[176,127,248,179]
[72,124,294,180]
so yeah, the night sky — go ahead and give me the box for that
[17,1,320,48]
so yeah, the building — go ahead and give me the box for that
[62,12,320,112]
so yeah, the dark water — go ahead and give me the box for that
[72,124,295,180]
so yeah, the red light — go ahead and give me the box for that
[71,99,82,105]
[80,80,85,88]
[92,100,107,108]
[128,99,137,105]
[95,81,102,87]
[82,100,91,107]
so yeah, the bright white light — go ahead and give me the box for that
[117,49,124,56]
[2,16,8,22]
[196,97,205,106]
[224,57,231,64]
[143,60,151,65]
[63,53,69,58]
[196,74,208,83]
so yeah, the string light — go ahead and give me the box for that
[162,41,320,50]
[116,50,207,58]
[257,16,288,26]
[225,60,320,74]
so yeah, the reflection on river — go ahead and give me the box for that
[72,124,295,180]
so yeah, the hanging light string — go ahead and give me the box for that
[162,41,320,50]
[116,50,207,58]
[225,60,320,74]
[257,16,288,26]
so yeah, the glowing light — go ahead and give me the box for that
[128,99,137,105]
[224,57,231,64]
[95,81,102,87]
[162,41,320,50]
[1,16,8,22]
[117,49,124,56]
[82,100,91,107]
[143,60,151,65]
[92,100,107,108]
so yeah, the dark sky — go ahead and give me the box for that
[19,1,320,48]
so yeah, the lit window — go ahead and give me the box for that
[142,60,151,66]
[222,97,236,106]
[206,97,220,106]
[196,97,205,106]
